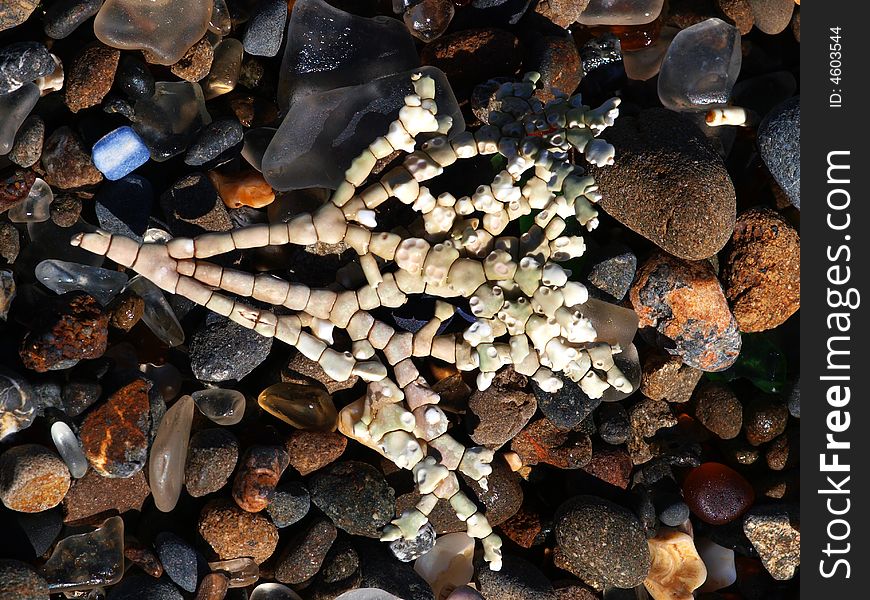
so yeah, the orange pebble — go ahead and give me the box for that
[209,171,275,209]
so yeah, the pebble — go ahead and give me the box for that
[282,350,359,394]
[80,378,161,478]
[61,380,102,417]
[9,114,44,168]
[192,388,246,425]
[0,368,35,439]
[0,559,49,599]
[581,445,633,489]
[585,244,637,302]
[258,382,337,431]
[0,225,20,264]
[198,498,280,564]
[207,557,259,589]
[108,291,144,331]
[682,462,754,525]
[597,403,630,445]
[0,169,35,213]
[44,0,103,38]
[499,504,543,548]
[41,515,124,592]
[19,292,110,372]
[309,539,361,599]
[185,119,244,166]
[532,376,599,431]
[692,382,742,439]
[275,518,338,584]
[357,541,434,600]
[41,126,104,189]
[742,396,788,446]
[0,0,38,31]
[643,529,707,600]
[628,398,678,465]
[116,54,156,100]
[12,509,63,561]
[62,469,150,523]
[155,532,199,593]
[64,43,120,113]
[0,83,40,155]
[195,572,229,600]
[468,368,536,448]
[524,35,582,101]
[631,252,741,372]
[748,0,794,34]
[464,458,523,525]
[190,314,273,382]
[786,379,800,419]
[267,481,310,528]
[35,259,128,306]
[133,80,209,161]
[390,521,436,562]
[402,0,455,42]
[243,0,288,57]
[723,208,800,333]
[554,495,651,589]
[150,395,195,512]
[49,194,82,227]
[284,430,347,475]
[185,428,239,497]
[251,583,304,600]
[107,575,184,600]
[209,170,275,209]
[233,445,290,513]
[168,38,215,82]
[50,421,88,479]
[511,417,592,469]
[640,353,702,404]
[757,97,800,208]
[765,428,798,471]
[92,126,151,181]
[475,555,555,600]
[742,504,799,580]
[7,177,52,223]
[718,0,754,33]
[309,461,396,538]
[592,108,736,260]
[159,173,232,237]
[0,42,56,94]
[0,444,70,513]
[534,0,591,29]
[94,175,153,240]
[124,539,163,578]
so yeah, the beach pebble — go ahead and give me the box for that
[185,118,244,166]
[742,504,800,580]
[284,430,347,476]
[64,43,120,113]
[198,498,280,564]
[267,481,310,528]
[743,396,789,446]
[40,126,103,189]
[748,0,794,34]
[640,353,703,404]
[757,97,800,208]
[531,376,599,431]
[643,530,707,600]
[92,126,151,181]
[585,244,637,302]
[232,445,290,513]
[0,444,70,513]
[682,462,754,525]
[190,314,273,382]
[185,428,239,497]
[62,469,150,522]
[582,445,633,490]
[115,54,156,100]
[275,518,337,584]
[159,173,232,237]
[9,114,44,168]
[475,555,555,600]
[511,417,592,469]
[94,175,153,239]
[309,461,395,538]
[0,42,55,94]
[0,559,49,599]
[692,382,742,439]
[155,532,199,593]
[243,0,288,57]
[166,38,213,82]
[0,0,39,32]
[107,575,184,600]
[43,0,103,39]
[533,0,590,28]
[628,398,678,465]
[468,368,536,448]
[524,35,582,101]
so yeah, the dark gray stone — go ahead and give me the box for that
[189,314,273,383]
[108,575,183,600]
[0,42,55,94]
[184,118,244,166]
[155,532,199,593]
[243,0,288,57]
[43,0,103,39]
[94,175,154,241]
[309,461,395,538]
[758,96,800,208]
[475,555,555,600]
[115,54,155,100]
[532,376,600,431]
[586,244,637,302]
[267,481,310,528]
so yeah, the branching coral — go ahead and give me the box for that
[71,72,627,571]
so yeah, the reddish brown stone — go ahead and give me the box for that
[108,291,145,331]
[693,382,743,440]
[124,539,164,578]
[510,417,592,469]
[468,367,537,448]
[19,292,109,372]
[718,0,755,33]
[232,445,290,513]
[63,469,151,523]
[682,462,754,525]
[79,379,155,478]
[64,43,120,113]
[275,518,337,584]
[630,252,741,372]
[284,430,346,476]
[628,398,678,465]
[581,445,633,489]
[169,38,214,82]
[534,0,591,28]
[0,169,35,213]
[195,572,229,599]
[640,352,702,404]
[743,396,788,446]
[198,498,279,564]
[499,504,543,548]
[40,127,103,189]
[0,444,70,513]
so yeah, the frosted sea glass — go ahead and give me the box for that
[204,38,243,100]
[149,395,195,512]
[125,275,185,346]
[133,81,211,161]
[8,178,53,224]
[35,259,128,305]
[0,83,40,155]
[51,421,89,479]
[578,0,664,26]
[41,516,124,592]
[192,388,246,425]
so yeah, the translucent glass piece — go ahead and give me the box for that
[41,516,124,592]
[579,297,639,349]
[133,81,211,161]
[8,177,53,224]
[208,557,259,589]
[192,388,246,425]
[204,38,243,100]
[657,18,741,112]
[257,383,337,431]
[263,66,463,191]
[51,421,89,479]
[0,367,35,440]
[403,0,454,42]
[277,0,419,110]
[35,259,128,305]
[250,583,303,600]
[335,590,402,600]
[94,0,213,65]
[578,0,664,26]
[0,83,40,155]
[150,395,195,512]
[125,275,185,346]
[242,128,277,172]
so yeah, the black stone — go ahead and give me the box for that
[115,54,156,100]
[154,532,199,593]
[107,575,183,600]
[357,540,434,600]
[0,42,56,95]
[94,175,154,241]
[43,0,103,39]
[532,376,600,431]
[585,244,637,302]
[184,119,244,167]
[597,403,629,446]
[189,313,273,383]
[475,555,555,600]
[267,481,310,528]
[309,461,395,538]
[758,96,800,208]
[243,0,288,57]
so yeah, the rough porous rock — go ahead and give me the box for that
[9,114,44,168]
[40,127,104,189]
[742,504,800,580]
[692,382,743,439]
[511,417,592,469]
[357,541,435,600]
[0,42,54,93]
[534,0,591,28]
[155,532,199,593]
[1,169,35,214]
[591,108,736,260]
[282,350,359,394]
[189,315,273,382]
[757,97,800,208]
[168,39,214,82]
[475,555,556,600]
[468,368,537,448]
[64,43,120,113]
[628,398,678,465]
[198,498,279,564]
[555,495,651,589]
[532,375,600,431]
[0,0,39,32]
[718,0,754,33]
[0,444,70,513]
[19,292,109,372]
[743,396,789,446]
[721,208,800,332]
[581,444,633,489]
[748,0,794,34]
[284,430,346,476]
[631,252,741,372]
[62,470,150,523]
[275,518,337,584]
[185,428,239,497]
[640,352,702,404]
[267,481,310,528]
[0,559,49,599]
[309,461,395,538]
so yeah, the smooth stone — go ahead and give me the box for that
[184,118,244,166]
[748,0,794,34]
[696,538,736,592]
[643,530,706,600]
[413,532,474,598]
[185,428,239,497]
[140,362,182,401]
[159,172,232,237]
[0,444,70,513]
[0,42,56,94]
[683,462,754,525]
[403,0,455,41]
[0,368,36,440]
[757,97,800,208]
[241,127,277,172]
[155,532,199,593]
[115,54,156,100]
[204,38,244,100]
[94,175,153,241]
[44,0,104,38]
[275,518,337,584]
[597,403,629,445]
[50,421,89,479]
[309,461,395,538]
[92,126,150,181]
[168,38,214,82]
[149,395,195,512]
[0,83,40,156]
[468,368,536,448]
[277,0,418,110]
[243,0,287,58]
[41,516,124,592]
[578,0,663,25]
[585,244,637,302]
[531,376,599,431]
[35,259,128,306]
[133,81,211,161]
[94,0,213,66]
[475,555,555,600]
[190,314,272,382]
[251,583,303,600]
[258,382,337,431]
[446,587,484,600]
[267,481,310,528]
[192,388,246,425]
[357,541,434,600]
[107,575,183,600]
[232,445,290,513]
[125,275,185,347]
[658,18,741,112]
[336,591,401,600]
[11,509,63,559]
[265,66,463,191]
[7,177,53,223]
[0,559,49,600]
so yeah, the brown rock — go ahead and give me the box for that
[525,35,582,101]
[0,0,38,31]
[721,208,800,332]
[630,252,741,372]
[581,445,633,489]
[396,491,463,535]
[0,444,70,513]
[108,291,145,331]
[19,292,110,372]
[640,352,702,404]
[743,396,788,446]
[468,367,536,448]
[232,445,290,512]
[718,0,754,33]
[693,382,743,439]
[765,428,798,471]
[79,378,158,478]
[169,38,215,82]
[742,504,800,580]
[791,8,800,41]
[748,0,794,34]
[40,127,103,189]
[49,195,83,227]
[628,398,678,465]
[0,169,35,213]
[592,108,736,260]
[511,417,592,469]
[463,458,523,526]
[500,504,543,548]
[421,29,522,99]
[63,469,151,523]
[0,559,49,599]
[64,43,120,113]
[198,498,280,564]
[282,350,358,394]
[534,0,591,28]
[275,518,337,584]
[124,539,164,577]
[195,573,229,600]
[284,430,346,476]
[0,222,19,264]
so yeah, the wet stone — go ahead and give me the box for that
[62,469,150,523]
[185,118,244,166]
[9,114,44,168]
[243,0,287,57]
[155,532,199,593]
[61,380,101,417]
[402,0,454,42]
[532,376,599,431]
[133,81,210,162]
[124,539,163,578]
[185,428,239,497]
[198,498,280,564]
[233,445,290,513]
[0,42,56,95]
[309,461,396,538]
[41,516,124,592]
[267,481,310,528]
[524,34,582,102]
[0,444,70,513]
[251,583,304,600]
[0,559,49,599]
[195,572,229,599]
[109,291,145,331]
[258,382,337,431]
[284,430,347,476]
[50,421,89,479]
[463,458,523,526]
[41,127,104,190]
[193,388,246,425]
[275,518,337,584]
[115,54,156,100]
[65,43,120,113]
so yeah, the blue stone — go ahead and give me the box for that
[91,126,150,181]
